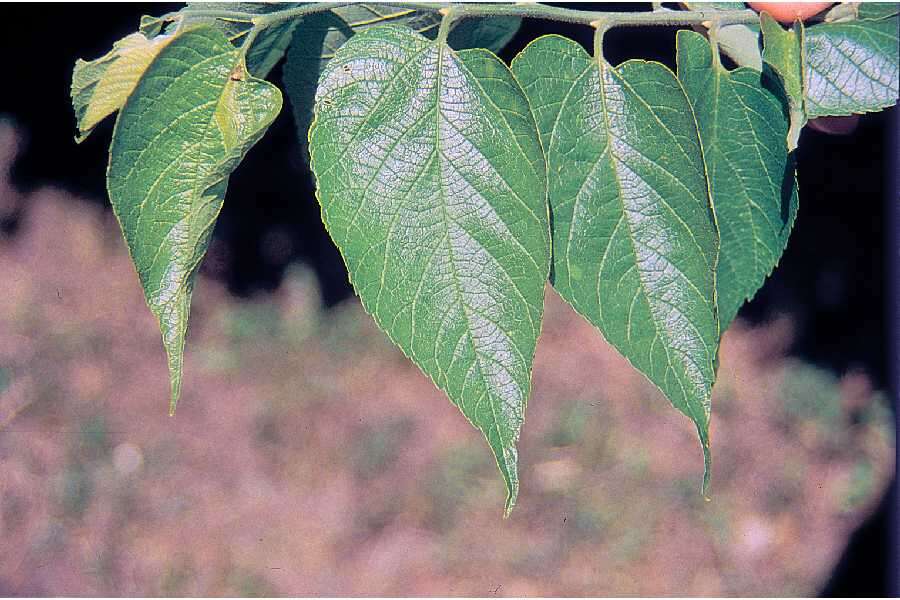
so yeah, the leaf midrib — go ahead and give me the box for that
[434,41,515,486]
[595,59,708,424]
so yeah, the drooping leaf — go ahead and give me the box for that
[512,35,719,491]
[283,5,520,161]
[308,25,549,512]
[760,13,807,150]
[804,13,899,117]
[107,26,282,412]
[677,30,798,330]
[71,32,175,142]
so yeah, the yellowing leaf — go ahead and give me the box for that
[71,31,174,141]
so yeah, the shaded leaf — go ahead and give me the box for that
[447,15,521,53]
[309,25,549,512]
[107,26,282,412]
[760,13,807,150]
[858,3,899,21]
[139,14,170,38]
[183,2,302,77]
[677,30,798,329]
[512,35,719,491]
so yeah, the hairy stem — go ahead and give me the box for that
[176,2,761,41]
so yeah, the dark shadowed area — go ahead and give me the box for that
[0,3,896,596]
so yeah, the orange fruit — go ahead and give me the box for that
[746,2,834,24]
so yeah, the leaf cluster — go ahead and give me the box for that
[70,2,899,512]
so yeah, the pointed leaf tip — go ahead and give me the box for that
[308,26,549,509]
[512,34,719,489]
[107,26,282,414]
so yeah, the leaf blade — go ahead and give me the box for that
[677,30,798,330]
[107,26,282,411]
[283,5,519,162]
[804,15,900,117]
[512,35,720,490]
[308,25,549,512]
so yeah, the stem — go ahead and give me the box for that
[707,23,722,69]
[177,2,761,39]
[390,3,760,29]
[592,20,609,61]
[251,2,352,27]
[436,6,454,46]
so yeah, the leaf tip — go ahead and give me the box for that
[503,481,518,518]
[165,344,183,416]
[700,433,712,500]
[168,387,179,417]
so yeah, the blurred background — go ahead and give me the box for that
[0,3,896,596]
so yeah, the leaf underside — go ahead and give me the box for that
[308,25,549,513]
[677,30,798,330]
[107,26,282,412]
[760,7,899,141]
[511,35,719,491]
[804,13,900,117]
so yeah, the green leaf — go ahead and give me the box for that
[677,30,798,330]
[308,25,549,512]
[804,14,899,117]
[283,5,520,162]
[447,15,521,53]
[857,3,899,21]
[246,19,302,78]
[71,31,174,142]
[512,35,719,491]
[107,26,282,412]
[760,13,807,150]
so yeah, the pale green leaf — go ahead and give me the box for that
[684,1,763,71]
[760,13,807,150]
[309,25,549,512]
[677,30,798,330]
[107,26,282,412]
[857,3,899,21]
[804,13,899,117]
[71,32,175,142]
[512,35,719,491]
[139,14,170,38]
